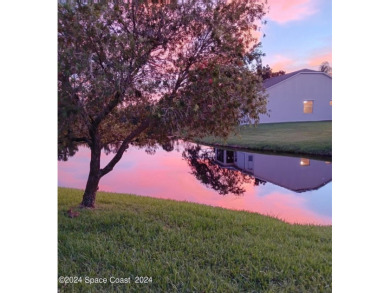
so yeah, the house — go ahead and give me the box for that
[259,69,332,123]
[215,148,332,193]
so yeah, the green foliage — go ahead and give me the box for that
[58,0,268,161]
[59,188,332,292]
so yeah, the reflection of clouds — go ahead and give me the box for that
[58,145,331,225]
[253,192,328,225]
[304,183,332,218]
[216,188,331,225]
[254,182,332,225]
[102,164,221,203]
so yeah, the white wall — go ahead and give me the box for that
[260,73,332,123]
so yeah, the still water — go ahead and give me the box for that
[58,142,332,225]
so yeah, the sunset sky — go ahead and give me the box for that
[260,0,332,73]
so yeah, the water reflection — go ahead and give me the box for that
[182,145,254,195]
[212,147,332,193]
[58,142,332,225]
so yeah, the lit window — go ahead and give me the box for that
[303,100,313,114]
[300,158,310,166]
[330,100,332,106]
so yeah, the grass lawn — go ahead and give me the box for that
[196,121,332,157]
[58,188,332,292]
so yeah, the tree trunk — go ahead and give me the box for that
[80,120,150,208]
[81,143,101,208]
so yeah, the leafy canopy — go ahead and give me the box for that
[58,0,268,160]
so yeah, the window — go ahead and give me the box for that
[247,155,253,170]
[300,158,310,166]
[226,151,234,164]
[216,149,224,163]
[303,100,313,114]
[330,100,332,106]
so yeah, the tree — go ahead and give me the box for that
[256,64,285,80]
[58,0,268,208]
[319,61,332,75]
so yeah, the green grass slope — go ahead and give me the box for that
[58,188,332,292]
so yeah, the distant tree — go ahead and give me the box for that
[319,61,332,75]
[257,64,285,80]
[58,0,268,208]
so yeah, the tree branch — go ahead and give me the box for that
[58,136,92,146]
[99,119,150,177]
[92,91,121,128]
[72,137,92,144]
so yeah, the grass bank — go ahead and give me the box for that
[58,187,331,292]
[196,121,332,157]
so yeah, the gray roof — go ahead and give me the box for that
[263,68,322,89]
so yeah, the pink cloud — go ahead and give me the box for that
[266,48,332,73]
[268,54,295,72]
[267,0,317,24]
[308,50,332,68]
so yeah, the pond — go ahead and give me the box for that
[58,141,332,225]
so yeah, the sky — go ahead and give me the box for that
[258,0,332,73]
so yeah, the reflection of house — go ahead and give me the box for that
[259,69,332,123]
[215,148,332,192]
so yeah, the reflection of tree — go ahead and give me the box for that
[160,139,175,152]
[182,145,254,195]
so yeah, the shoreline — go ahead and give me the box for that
[194,140,332,161]
[59,187,332,227]
[193,121,332,159]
